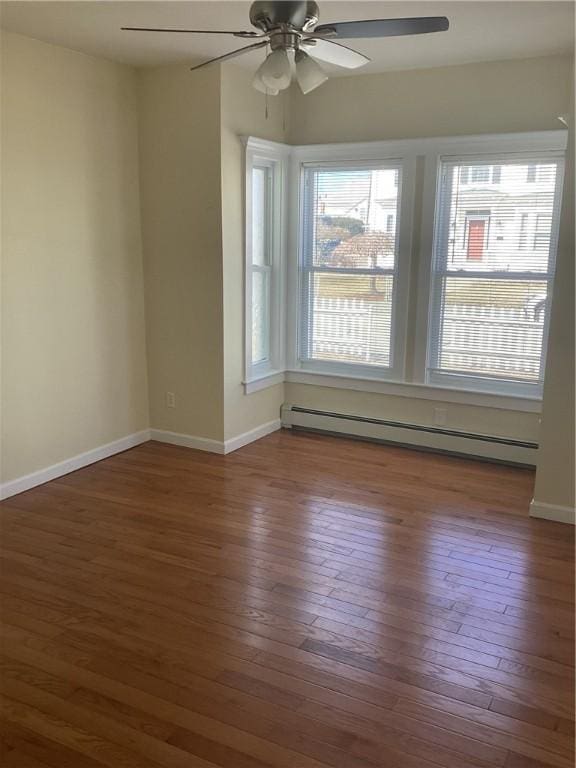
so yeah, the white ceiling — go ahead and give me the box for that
[0,1,573,75]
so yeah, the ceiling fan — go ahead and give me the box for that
[122,1,449,95]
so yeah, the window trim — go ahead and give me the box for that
[284,369,542,413]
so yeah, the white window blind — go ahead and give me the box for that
[427,154,563,396]
[250,165,272,366]
[299,164,402,372]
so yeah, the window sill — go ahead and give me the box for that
[283,369,541,413]
[243,370,285,394]
[243,367,542,411]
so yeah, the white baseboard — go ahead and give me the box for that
[0,419,282,502]
[0,430,151,501]
[224,419,281,453]
[151,419,281,456]
[150,429,225,454]
[529,499,576,525]
[281,405,537,465]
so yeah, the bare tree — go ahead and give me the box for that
[331,231,394,293]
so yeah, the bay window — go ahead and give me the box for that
[244,131,566,402]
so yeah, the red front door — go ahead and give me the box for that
[467,219,485,261]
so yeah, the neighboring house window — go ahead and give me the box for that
[460,165,493,184]
[518,212,530,249]
[527,164,537,182]
[298,163,408,378]
[427,155,563,397]
[534,214,550,250]
[470,166,490,183]
[244,139,288,386]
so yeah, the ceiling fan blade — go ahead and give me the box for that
[121,27,261,39]
[301,39,369,69]
[190,41,268,72]
[313,17,449,39]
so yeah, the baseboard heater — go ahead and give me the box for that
[281,405,537,466]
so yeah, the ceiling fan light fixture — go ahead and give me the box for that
[252,68,280,95]
[123,2,449,96]
[295,49,328,94]
[259,48,292,90]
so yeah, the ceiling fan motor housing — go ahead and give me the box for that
[249,1,320,33]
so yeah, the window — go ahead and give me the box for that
[518,213,529,249]
[471,166,490,183]
[298,163,405,376]
[461,166,498,185]
[244,132,565,402]
[427,157,563,396]
[244,138,288,385]
[250,165,272,365]
[534,214,550,250]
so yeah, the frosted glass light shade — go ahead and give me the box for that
[258,49,292,91]
[295,50,328,94]
[252,69,280,95]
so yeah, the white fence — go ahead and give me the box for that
[311,296,392,365]
[440,304,544,378]
[310,297,543,378]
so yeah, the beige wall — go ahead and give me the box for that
[533,80,575,514]
[220,65,287,441]
[2,37,572,496]
[137,63,224,440]
[284,384,540,442]
[1,31,149,483]
[282,54,573,444]
[288,55,572,144]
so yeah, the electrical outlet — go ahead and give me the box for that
[434,407,447,426]
[166,392,176,408]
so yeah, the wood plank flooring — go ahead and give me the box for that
[0,430,573,768]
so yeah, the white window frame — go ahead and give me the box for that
[298,160,404,375]
[287,143,416,382]
[415,141,566,399]
[243,137,289,392]
[242,130,566,405]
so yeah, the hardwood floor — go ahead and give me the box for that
[0,429,573,768]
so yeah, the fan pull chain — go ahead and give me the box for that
[264,43,270,120]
